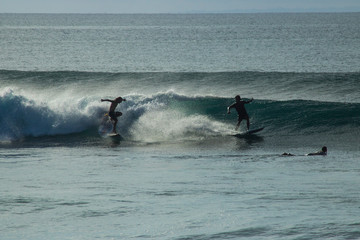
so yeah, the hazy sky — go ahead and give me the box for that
[1,0,360,13]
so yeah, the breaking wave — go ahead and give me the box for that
[1,88,359,144]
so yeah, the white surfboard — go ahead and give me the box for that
[106,133,122,138]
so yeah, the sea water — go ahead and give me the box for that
[1,13,360,240]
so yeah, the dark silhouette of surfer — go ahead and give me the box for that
[101,97,126,134]
[307,146,327,156]
[282,146,327,156]
[227,95,253,131]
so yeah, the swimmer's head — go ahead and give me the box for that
[322,146,327,153]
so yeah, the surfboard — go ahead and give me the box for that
[233,127,264,137]
[106,133,122,139]
[246,127,264,135]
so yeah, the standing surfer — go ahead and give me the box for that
[101,97,126,134]
[227,95,253,131]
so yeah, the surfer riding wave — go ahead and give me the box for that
[101,97,126,134]
[227,95,253,131]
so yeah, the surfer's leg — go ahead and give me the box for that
[246,116,250,130]
[235,117,242,131]
[112,118,118,133]
[108,111,118,133]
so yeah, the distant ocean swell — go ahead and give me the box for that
[1,70,360,103]
[1,89,359,143]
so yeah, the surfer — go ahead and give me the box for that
[282,146,327,156]
[101,97,126,133]
[307,146,327,156]
[227,95,253,131]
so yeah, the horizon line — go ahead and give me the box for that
[1,10,360,14]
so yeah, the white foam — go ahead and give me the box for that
[0,89,105,140]
[129,110,231,142]
[0,90,233,141]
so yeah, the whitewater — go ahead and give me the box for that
[1,13,360,240]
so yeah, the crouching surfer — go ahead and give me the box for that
[101,97,126,134]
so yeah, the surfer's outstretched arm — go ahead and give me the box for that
[101,97,126,103]
[101,99,114,103]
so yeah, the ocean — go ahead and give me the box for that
[1,13,360,240]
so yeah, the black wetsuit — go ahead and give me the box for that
[108,111,117,121]
[228,101,249,120]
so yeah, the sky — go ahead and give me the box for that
[1,0,360,14]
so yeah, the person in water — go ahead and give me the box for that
[227,95,254,131]
[307,146,327,156]
[101,97,126,133]
[282,146,328,156]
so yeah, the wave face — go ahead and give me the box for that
[1,70,359,144]
[1,70,360,102]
